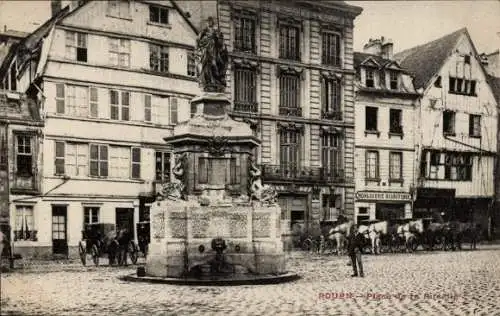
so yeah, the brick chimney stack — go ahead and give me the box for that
[363,36,394,60]
[51,0,62,17]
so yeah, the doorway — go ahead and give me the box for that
[52,205,68,256]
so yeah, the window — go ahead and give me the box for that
[110,90,130,121]
[234,15,256,53]
[16,134,32,176]
[443,110,455,135]
[170,97,178,124]
[131,147,141,179]
[187,50,197,77]
[321,78,341,119]
[279,73,301,116]
[464,55,471,64]
[65,31,87,62]
[139,206,150,222]
[155,152,171,181]
[434,76,442,88]
[357,207,369,225]
[149,5,169,25]
[147,94,170,124]
[84,207,99,225]
[109,146,130,179]
[150,44,169,73]
[108,0,130,19]
[389,152,403,181]
[322,194,341,221]
[55,84,97,117]
[5,60,17,91]
[109,38,130,67]
[389,109,402,134]
[55,142,65,175]
[321,133,342,178]
[144,95,152,122]
[64,143,88,177]
[469,114,481,137]
[389,71,398,90]
[279,129,301,169]
[449,76,477,96]
[365,69,374,88]
[90,144,108,177]
[66,85,89,117]
[0,133,7,171]
[322,32,341,66]
[279,25,300,60]
[365,151,379,180]
[422,150,473,181]
[444,152,472,181]
[15,206,34,241]
[234,67,257,112]
[365,106,378,132]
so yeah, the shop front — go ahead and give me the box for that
[354,191,413,223]
[413,188,455,220]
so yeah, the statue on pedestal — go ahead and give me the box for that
[196,17,228,93]
[248,158,278,205]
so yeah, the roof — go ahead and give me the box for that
[0,6,70,78]
[354,52,395,69]
[0,29,29,39]
[394,28,466,89]
[487,75,500,106]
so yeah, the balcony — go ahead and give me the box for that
[321,110,342,121]
[261,165,344,183]
[233,101,258,114]
[279,106,302,117]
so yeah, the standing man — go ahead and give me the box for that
[347,224,365,277]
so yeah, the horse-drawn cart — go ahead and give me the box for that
[78,223,139,266]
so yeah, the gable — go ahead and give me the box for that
[60,1,197,46]
[360,57,380,68]
[384,61,402,71]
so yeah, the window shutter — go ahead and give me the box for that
[468,115,473,136]
[56,84,65,114]
[170,97,178,124]
[90,87,98,118]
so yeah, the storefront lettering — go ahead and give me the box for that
[356,191,411,201]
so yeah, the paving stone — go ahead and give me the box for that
[1,246,500,315]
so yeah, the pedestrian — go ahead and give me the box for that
[347,224,365,277]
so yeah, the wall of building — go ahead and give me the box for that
[419,34,497,198]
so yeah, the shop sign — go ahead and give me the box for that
[356,191,411,202]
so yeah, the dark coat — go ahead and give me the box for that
[347,232,365,254]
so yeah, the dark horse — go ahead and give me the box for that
[103,229,133,266]
[444,221,481,250]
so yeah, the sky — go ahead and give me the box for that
[0,1,499,54]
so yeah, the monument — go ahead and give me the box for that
[125,17,297,284]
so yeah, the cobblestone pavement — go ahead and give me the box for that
[1,246,500,316]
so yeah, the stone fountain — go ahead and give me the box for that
[122,17,298,285]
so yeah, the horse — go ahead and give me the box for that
[328,220,354,255]
[445,221,481,250]
[368,221,388,254]
[102,228,132,266]
[423,221,447,250]
[401,219,424,252]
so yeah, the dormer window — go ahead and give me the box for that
[464,55,471,65]
[365,69,374,88]
[149,5,169,25]
[389,71,398,90]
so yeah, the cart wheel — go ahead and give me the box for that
[129,241,138,265]
[301,239,311,251]
[78,241,86,266]
[91,244,99,266]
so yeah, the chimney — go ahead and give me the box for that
[51,0,62,17]
[381,38,394,60]
[363,38,382,56]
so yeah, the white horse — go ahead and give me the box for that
[328,221,354,255]
[401,219,424,252]
[368,221,388,254]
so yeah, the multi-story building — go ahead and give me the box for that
[353,38,420,224]
[0,0,199,259]
[395,28,498,231]
[0,91,44,259]
[177,0,363,230]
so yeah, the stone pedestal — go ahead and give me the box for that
[145,199,287,278]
